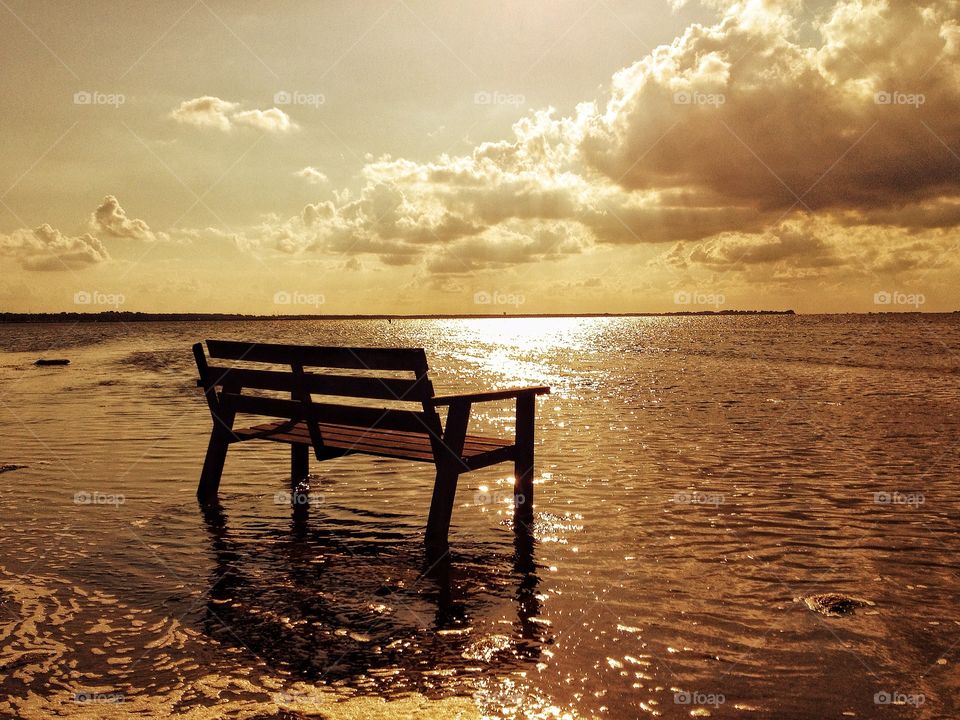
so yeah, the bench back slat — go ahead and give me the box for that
[219,392,433,433]
[206,339,428,373]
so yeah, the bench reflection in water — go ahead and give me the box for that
[198,500,547,692]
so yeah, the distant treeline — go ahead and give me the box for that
[0,310,796,323]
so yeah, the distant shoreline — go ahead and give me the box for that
[0,310,799,323]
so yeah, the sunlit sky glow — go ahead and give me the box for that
[1,0,959,314]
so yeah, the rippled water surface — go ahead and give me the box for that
[1,316,959,719]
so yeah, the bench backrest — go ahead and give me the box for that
[194,340,440,435]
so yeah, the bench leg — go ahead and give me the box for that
[198,429,230,505]
[425,400,471,560]
[426,465,460,560]
[514,392,536,527]
[291,444,309,486]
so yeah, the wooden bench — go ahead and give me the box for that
[193,340,550,556]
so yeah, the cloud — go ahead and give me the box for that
[169,96,297,133]
[169,96,237,131]
[294,166,329,184]
[685,223,844,270]
[0,224,109,271]
[662,216,958,277]
[233,108,296,133]
[1,195,172,272]
[91,195,167,242]
[233,0,960,281]
[425,221,587,273]
[580,0,960,217]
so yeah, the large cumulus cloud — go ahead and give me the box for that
[240,0,960,276]
[0,224,109,271]
[2,196,167,272]
[91,195,167,242]
[586,0,960,214]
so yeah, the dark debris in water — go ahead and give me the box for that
[0,464,26,474]
[802,593,876,617]
[374,581,405,596]
[112,348,190,374]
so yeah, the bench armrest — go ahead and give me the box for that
[430,385,550,406]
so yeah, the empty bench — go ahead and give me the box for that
[193,340,550,556]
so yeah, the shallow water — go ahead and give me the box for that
[1,315,959,719]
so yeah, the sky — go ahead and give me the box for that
[0,0,958,314]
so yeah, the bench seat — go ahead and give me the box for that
[233,420,514,466]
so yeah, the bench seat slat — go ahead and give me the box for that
[261,432,433,462]
[231,423,437,461]
[319,421,509,450]
[237,430,436,462]
[327,425,509,456]
[235,421,512,455]
[206,340,427,371]
[232,420,511,463]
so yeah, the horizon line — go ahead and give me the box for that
[2,309,957,323]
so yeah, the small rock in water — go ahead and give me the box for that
[0,464,27,474]
[802,593,875,617]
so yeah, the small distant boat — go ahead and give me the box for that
[34,358,70,366]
